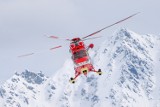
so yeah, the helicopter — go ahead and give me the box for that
[51,37,103,83]
[18,12,139,83]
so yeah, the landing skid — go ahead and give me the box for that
[96,69,102,75]
[69,69,102,83]
[69,77,75,84]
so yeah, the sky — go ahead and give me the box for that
[0,0,160,84]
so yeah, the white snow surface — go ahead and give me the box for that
[0,28,160,107]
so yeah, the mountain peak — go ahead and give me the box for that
[113,28,139,42]
[20,70,46,84]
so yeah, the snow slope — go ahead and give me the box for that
[0,28,160,107]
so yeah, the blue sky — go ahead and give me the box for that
[0,0,160,84]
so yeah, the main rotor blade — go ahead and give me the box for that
[82,36,102,41]
[18,53,34,58]
[82,12,140,39]
[50,45,62,50]
[48,35,71,41]
[18,46,62,58]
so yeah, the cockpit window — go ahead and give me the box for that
[73,50,87,60]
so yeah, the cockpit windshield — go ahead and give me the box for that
[73,50,87,60]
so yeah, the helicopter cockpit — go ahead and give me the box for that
[73,50,87,60]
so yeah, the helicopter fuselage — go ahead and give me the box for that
[70,38,89,66]
[69,37,99,82]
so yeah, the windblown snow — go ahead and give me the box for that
[0,28,160,107]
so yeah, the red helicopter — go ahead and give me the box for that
[50,36,102,83]
[18,13,139,83]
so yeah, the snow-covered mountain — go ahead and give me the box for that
[1,28,160,107]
